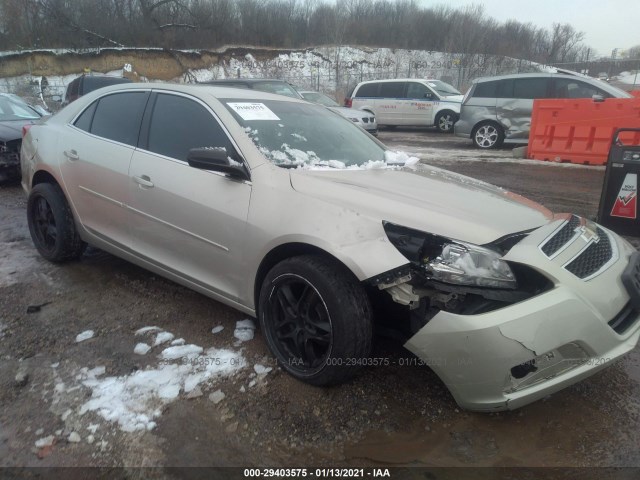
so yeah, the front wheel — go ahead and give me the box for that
[258,255,373,386]
[473,122,505,149]
[435,111,457,133]
[27,183,86,262]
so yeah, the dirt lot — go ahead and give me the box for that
[1,128,639,474]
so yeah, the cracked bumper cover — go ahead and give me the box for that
[404,220,640,411]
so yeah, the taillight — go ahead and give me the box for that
[344,98,352,108]
[22,124,33,138]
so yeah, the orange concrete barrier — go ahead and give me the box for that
[631,90,640,98]
[528,98,640,165]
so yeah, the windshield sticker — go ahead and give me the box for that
[227,102,280,121]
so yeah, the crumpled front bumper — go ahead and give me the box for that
[404,219,640,411]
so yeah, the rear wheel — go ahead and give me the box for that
[27,183,86,262]
[435,110,457,133]
[473,122,504,149]
[258,255,372,386]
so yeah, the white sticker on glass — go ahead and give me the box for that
[227,102,280,121]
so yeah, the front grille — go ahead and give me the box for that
[540,215,580,257]
[369,117,375,122]
[565,227,613,279]
[608,302,639,334]
[362,117,369,123]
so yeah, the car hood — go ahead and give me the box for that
[328,106,370,119]
[441,94,464,102]
[0,119,37,141]
[289,164,553,245]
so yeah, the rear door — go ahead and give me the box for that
[497,76,551,141]
[462,80,499,129]
[59,90,149,248]
[128,91,252,300]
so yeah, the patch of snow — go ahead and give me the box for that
[75,330,94,343]
[153,331,175,346]
[211,326,224,334]
[35,436,55,448]
[50,362,59,368]
[254,364,273,375]
[79,330,245,432]
[87,424,99,434]
[170,338,185,346]
[134,343,152,355]
[135,326,161,335]
[234,319,256,342]
[68,432,81,443]
[160,344,203,360]
[208,389,225,404]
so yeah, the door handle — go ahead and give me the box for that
[64,149,79,161]
[133,175,154,188]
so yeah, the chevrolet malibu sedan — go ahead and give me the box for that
[21,84,640,411]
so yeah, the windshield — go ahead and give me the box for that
[223,99,386,168]
[426,80,461,96]
[301,92,340,107]
[0,95,41,121]
[252,82,302,99]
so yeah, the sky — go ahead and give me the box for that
[421,0,639,58]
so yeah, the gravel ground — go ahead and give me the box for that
[1,128,639,471]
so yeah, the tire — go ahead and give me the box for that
[27,183,86,262]
[435,110,457,133]
[258,255,373,386]
[472,122,505,149]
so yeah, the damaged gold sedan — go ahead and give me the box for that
[20,83,640,411]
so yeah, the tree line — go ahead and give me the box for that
[0,0,602,66]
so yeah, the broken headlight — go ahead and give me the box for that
[383,221,517,289]
[427,242,517,289]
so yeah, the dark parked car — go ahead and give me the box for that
[0,93,43,182]
[62,74,132,106]
[202,79,302,99]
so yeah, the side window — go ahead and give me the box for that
[90,92,148,146]
[406,82,434,99]
[512,78,550,99]
[355,83,379,98]
[147,93,234,162]
[472,80,499,98]
[379,82,405,98]
[497,79,514,98]
[73,101,98,132]
[554,79,611,99]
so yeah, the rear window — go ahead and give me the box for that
[355,83,379,98]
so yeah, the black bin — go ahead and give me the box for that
[597,128,640,237]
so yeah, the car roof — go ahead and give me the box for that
[356,78,432,85]
[469,72,631,97]
[78,82,308,103]
[203,79,291,85]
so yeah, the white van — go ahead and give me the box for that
[344,79,463,132]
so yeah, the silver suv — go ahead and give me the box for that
[455,71,632,149]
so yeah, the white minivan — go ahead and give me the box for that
[344,79,463,132]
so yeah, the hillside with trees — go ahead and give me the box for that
[0,0,591,66]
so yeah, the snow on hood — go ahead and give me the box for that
[289,162,553,245]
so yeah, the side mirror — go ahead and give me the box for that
[592,94,605,103]
[187,147,249,181]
